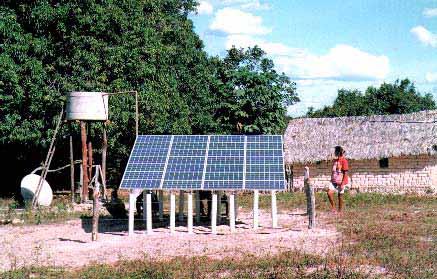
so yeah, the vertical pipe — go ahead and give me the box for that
[211,193,217,234]
[187,192,193,234]
[178,190,184,222]
[253,190,259,230]
[80,121,89,202]
[146,192,153,234]
[229,193,235,232]
[170,193,176,234]
[69,134,75,204]
[128,192,135,236]
[142,191,147,224]
[101,125,107,200]
[195,191,201,223]
[91,169,100,241]
[271,190,278,228]
[158,190,164,222]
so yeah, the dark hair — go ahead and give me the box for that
[335,146,345,156]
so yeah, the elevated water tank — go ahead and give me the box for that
[66,91,108,121]
[20,174,53,206]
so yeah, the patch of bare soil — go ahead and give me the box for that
[0,209,339,271]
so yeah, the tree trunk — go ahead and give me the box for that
[81,121,89,202]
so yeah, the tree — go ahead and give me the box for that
[0,0,217,196]
[307,79,436,118]
[214,46,299,134]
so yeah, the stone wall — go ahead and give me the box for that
[288,155,437,194]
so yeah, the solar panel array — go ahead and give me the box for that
[120,135,285,190]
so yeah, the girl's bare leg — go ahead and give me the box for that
[327,190,336,211]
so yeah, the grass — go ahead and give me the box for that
[1,192,436,278]
[0,195,88,225]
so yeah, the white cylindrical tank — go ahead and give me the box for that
[20,174,53,206]
[66,91,108,121]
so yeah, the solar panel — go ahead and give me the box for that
[163,136,207,189]
[120,135,171,189]
[120,135,285,190]
[245,135,285,190]
[203,135,245,190]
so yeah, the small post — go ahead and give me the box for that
[229,192,235,232]
[178,190,184,222]
[142,191,147,224]
[271,190,278,228]
[91,168,100,241]
[158,190,164,222]
[211,192,217,234]
[304,166,316,229]
[187,192,193,234]
[170,192,176,233]
[253,190,259,230]
[69,134,75,204]
[146,192,153,234]
[128,191,136,236]
[195,191,201,223]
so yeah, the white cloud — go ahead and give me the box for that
[423,8,437,18]
[276,44,389,81]
[198,1,214,15]
[225,34,389,81]
[209,7,271,35]
[411,25,437,47]
[426,72,437,83]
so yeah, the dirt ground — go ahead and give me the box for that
[0,209,340,271]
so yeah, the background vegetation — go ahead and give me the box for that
[0,0,298,198]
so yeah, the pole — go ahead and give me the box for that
[146,192,152,234]
[170,192,176,234]
[101,125,107,200]
[81,121,89,202]
[128,191,135,236]
[229,192,235,232]
[271,190,278,228]
[195,191,200,223]
[253,190,259,230]
[211,192,217,234]
[158,190,164,222]
[69,134,75,204]
[187,192,193,234]
[304,166,316,229]
[91,166,100,241]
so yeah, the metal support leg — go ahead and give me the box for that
[170,192,176,234]
[271,190,278,228]
[217,191,222,225]
[188,192,193,234]
[142,191,147,224]
[253,190,259,230]
[229,193,235,232]
[146,192,153,234]
[128,192,135,236]
[211,193,217,234]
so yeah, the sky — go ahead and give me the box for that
[190,0,437,116]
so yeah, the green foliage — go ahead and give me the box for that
[307,79,436,117]
[0,1,298,194]
[214,46,299,134]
